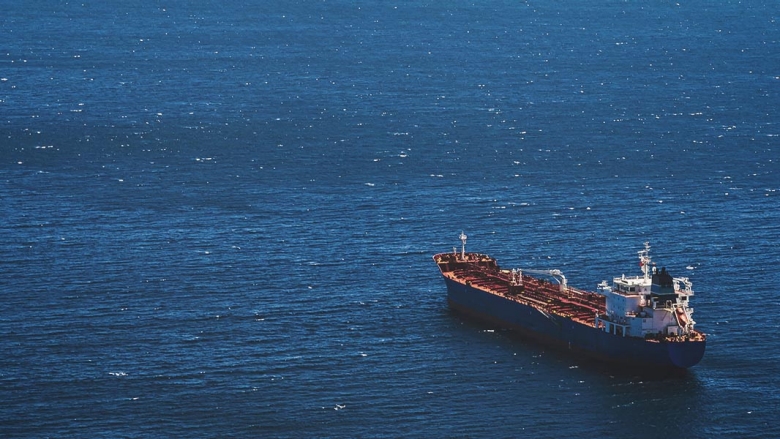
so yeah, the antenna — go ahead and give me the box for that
[459,231,467,259]
[639,242,652,280]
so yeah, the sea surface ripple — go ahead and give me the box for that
[2,1,779,437]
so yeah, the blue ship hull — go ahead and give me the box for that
[444,277,706,369]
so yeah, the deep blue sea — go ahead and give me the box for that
[2,1,779,437]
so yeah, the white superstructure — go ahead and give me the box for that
[594,243,696,339]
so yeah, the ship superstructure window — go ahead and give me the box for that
[615,282,642,294]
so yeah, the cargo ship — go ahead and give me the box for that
[433,233,706,369]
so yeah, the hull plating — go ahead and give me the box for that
[444,277,706,369]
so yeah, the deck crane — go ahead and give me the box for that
[517,269,568,292]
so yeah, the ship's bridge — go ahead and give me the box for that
[595,243,699,339]
[612,275,651,295]
[605,275,650,320]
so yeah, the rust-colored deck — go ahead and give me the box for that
[434,252,606,326]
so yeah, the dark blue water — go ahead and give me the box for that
[2,1,779,437]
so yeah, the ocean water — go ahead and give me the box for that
[2,1,778,437]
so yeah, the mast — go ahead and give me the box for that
[459,231,467,260]
[638,242,652,280]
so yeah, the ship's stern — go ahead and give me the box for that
[667,338,707,368]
